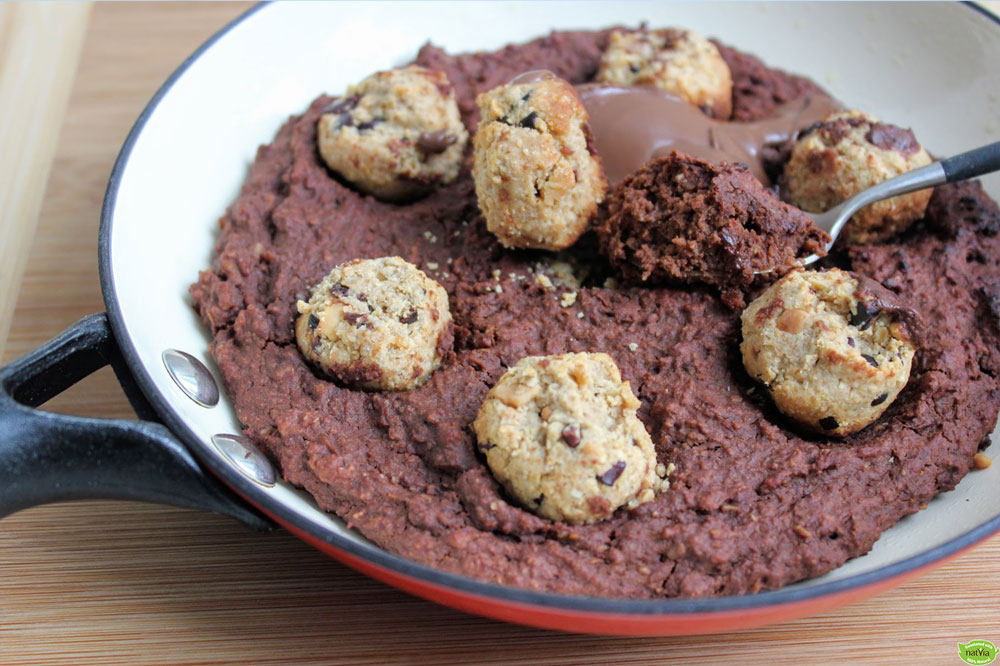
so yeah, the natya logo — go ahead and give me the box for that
[959,640,998,665]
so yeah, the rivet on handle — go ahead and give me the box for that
[161,349,220,407]
[211,434,276,487]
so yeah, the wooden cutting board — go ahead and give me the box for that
[2,3,999,664]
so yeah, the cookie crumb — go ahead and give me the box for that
[973,452,993,470]
[627,342,639,352]
[535,273,554,290]
[426,261,439,271]
[423,230,438,244]
[560,291,578,307]
[576,312,585,319]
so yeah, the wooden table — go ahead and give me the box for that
[2,3,999,664]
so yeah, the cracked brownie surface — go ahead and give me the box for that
[191,30,1000,598]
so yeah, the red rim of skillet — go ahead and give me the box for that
[97,1,1000,620]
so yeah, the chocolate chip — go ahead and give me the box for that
[399,307,418,324]
[534,494,545,506]
[819,416,839,431]
[325,94,359,114]
[344,312,368,327]
[849,301,878,330]
[597,461,626,486]
[862,354,879,368]
[336,113,355,128]
[307,314,319,330]
[357,293,368,302]
[866,123,920,155]
[847,337,856,348]
[871,393,888,406]
[479,441,495,451]
[417,130,457,154]
[519,112,538,129]
[330,282,350,297]
[520,91,532,102]
[561,423,581,448]
[629,64,640,74]
[798,121,824,139]
[356,119,380,131]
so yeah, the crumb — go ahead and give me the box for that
[560,291,578,307]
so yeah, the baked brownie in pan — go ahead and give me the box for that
[191,30,1000,598]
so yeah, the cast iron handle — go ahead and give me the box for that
[0,313,271,530]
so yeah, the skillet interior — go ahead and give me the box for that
[100,1,1000,616]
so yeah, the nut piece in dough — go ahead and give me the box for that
[783,110,933,244]
[317,65,469,202]
[473,352,665,525]
[741,268,918,437]
[472,74,607,251]
[596,28,733,119]
[295,257,452,391]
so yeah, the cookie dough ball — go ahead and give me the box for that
[295,257,452,391]
[783,110,933,244]
[473,352,665,525]
[596,28,733,119]
[317,66,469,202]
[472,75,607,251]
[741,269,919,437]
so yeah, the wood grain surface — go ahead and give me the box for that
[2,3,999,665]
[0,1,91,360]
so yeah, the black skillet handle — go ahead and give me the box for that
[0,313,272,530]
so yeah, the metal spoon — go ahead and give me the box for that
[794,140,1000,267]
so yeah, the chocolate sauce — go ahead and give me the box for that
[576,83,841,185]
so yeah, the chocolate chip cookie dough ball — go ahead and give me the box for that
[783,110,933,244]
[741,269,919,437]
[317,66,469,202]
[295,257,452,391]
[596,28,733,119]
[472,75,607,251]
[473,352,665,525]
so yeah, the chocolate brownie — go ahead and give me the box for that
[191,30,1000,598]
[594,152,829,308]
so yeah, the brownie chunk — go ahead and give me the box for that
[594,152,829,307]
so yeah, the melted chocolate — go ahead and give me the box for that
[576,83,841,185]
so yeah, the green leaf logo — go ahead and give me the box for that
[959,640,998,665]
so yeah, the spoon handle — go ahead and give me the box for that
[838,141,1000,222]
[941,140,1000,183]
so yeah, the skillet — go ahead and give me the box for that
[1,2,999,635]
